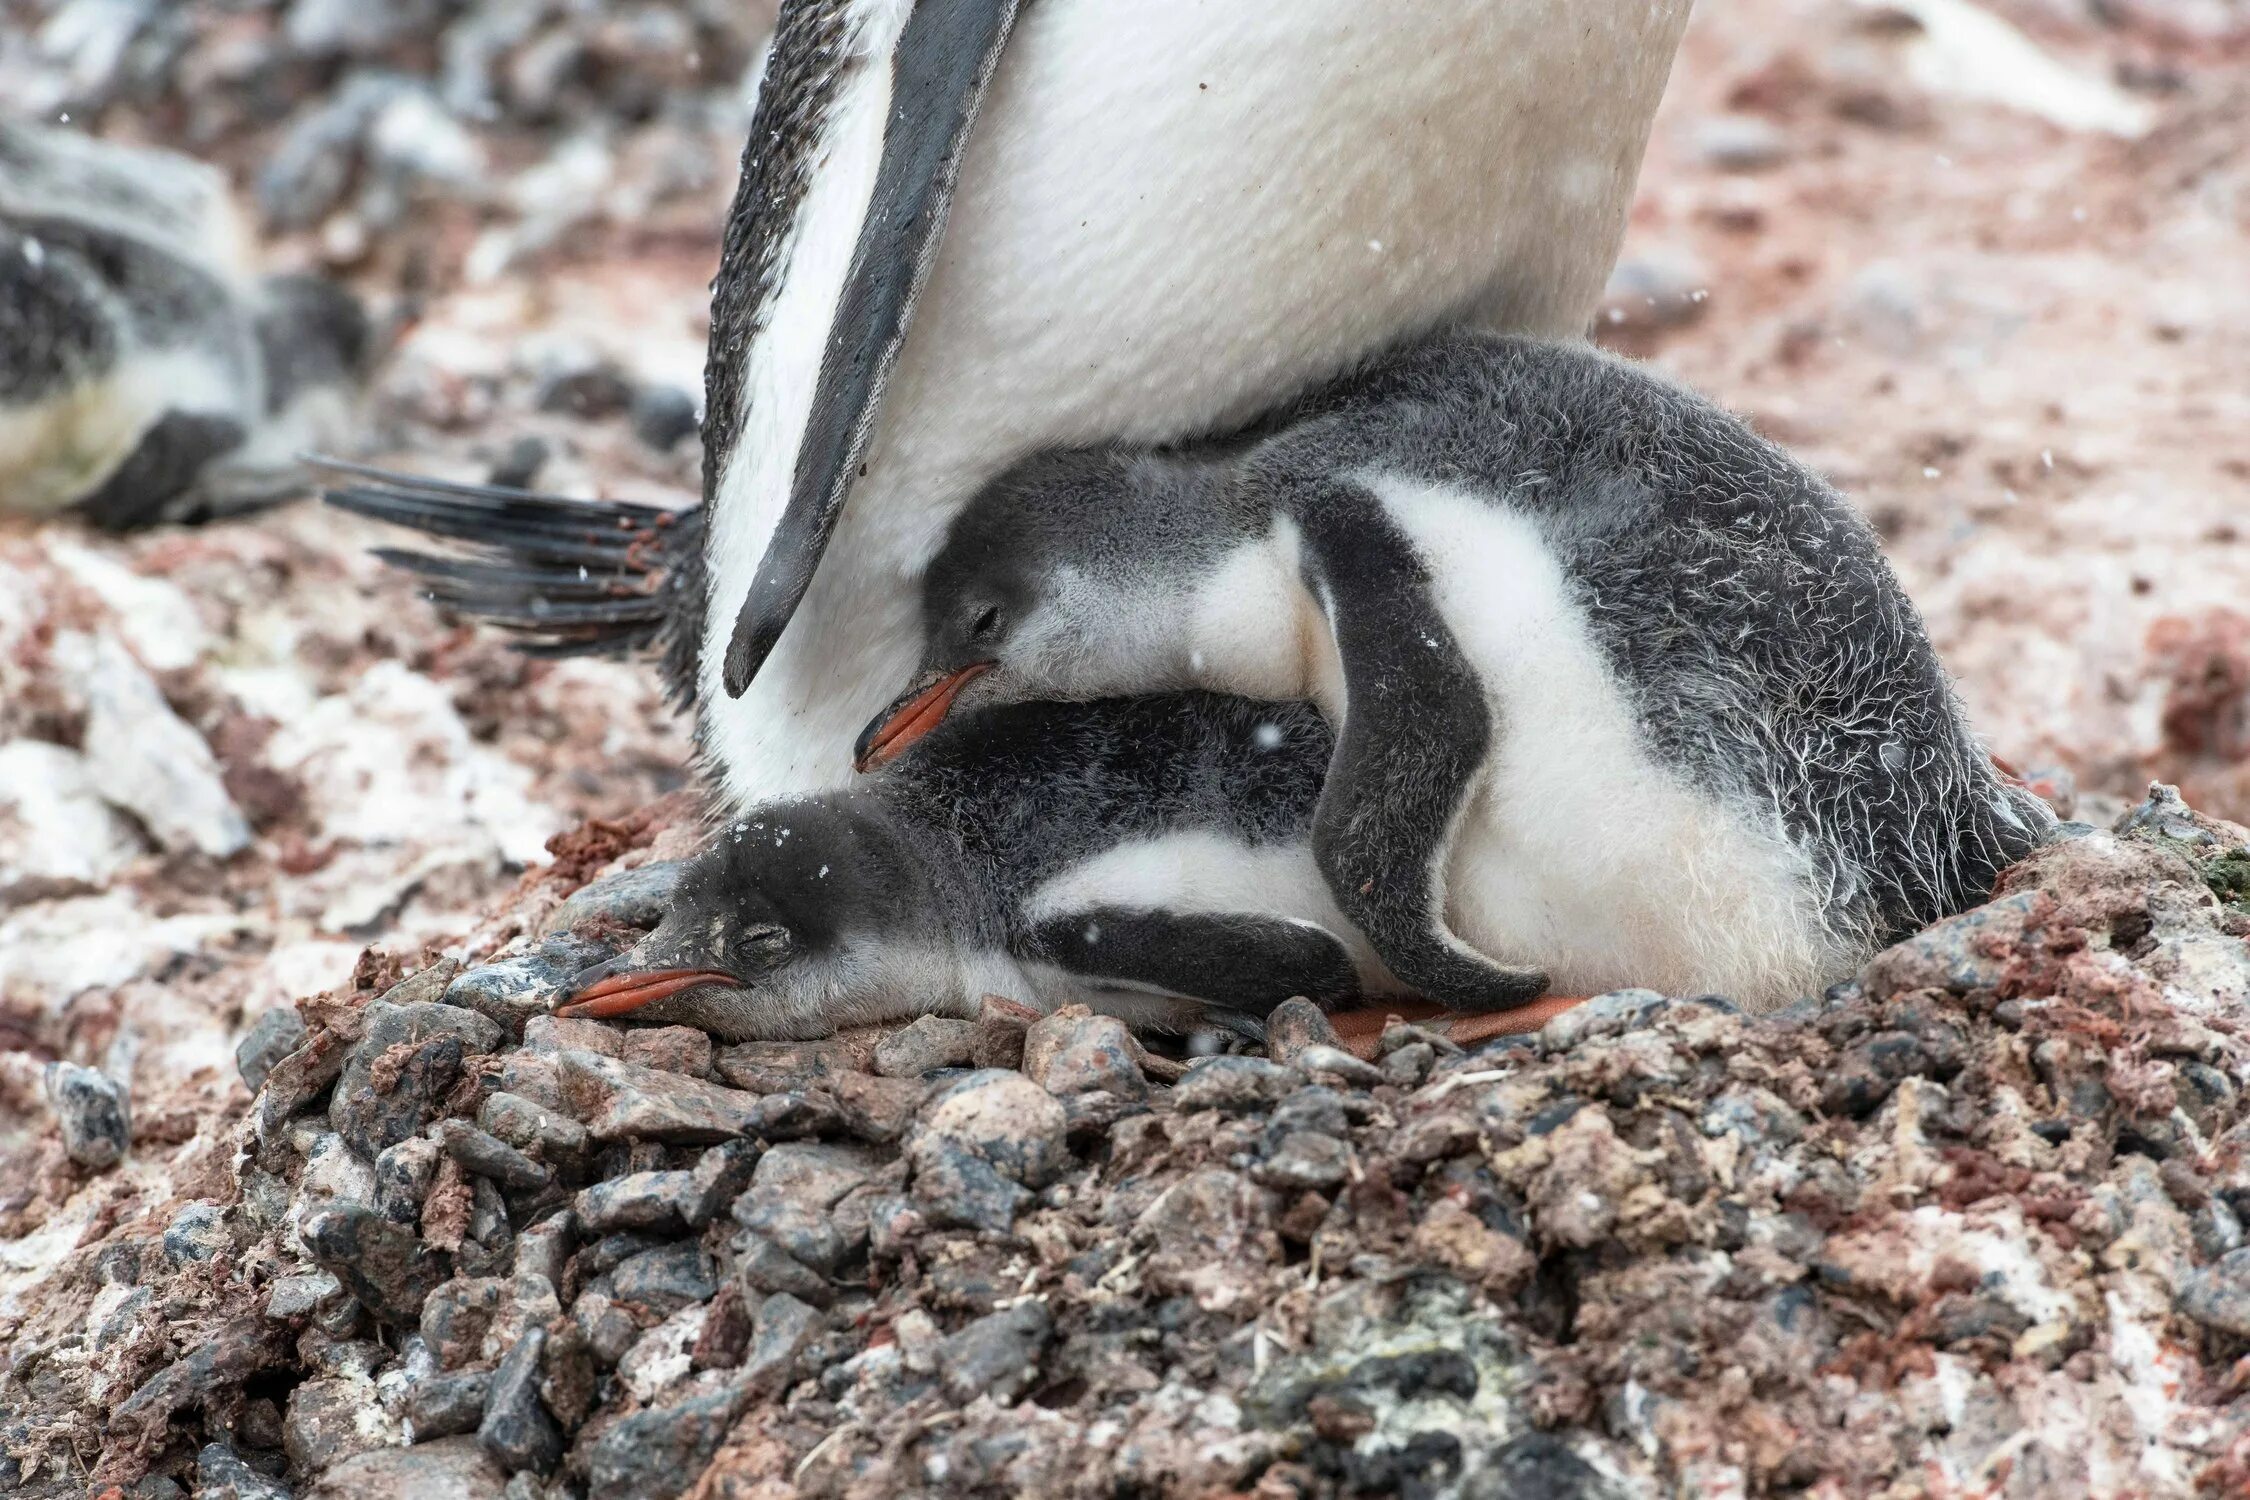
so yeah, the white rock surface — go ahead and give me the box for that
[50,630,252,859]
[0,739,145,892]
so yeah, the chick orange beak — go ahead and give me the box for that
[556,967,738,1019]
[854,663,993,772]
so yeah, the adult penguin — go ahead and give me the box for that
[347,1,1694,805]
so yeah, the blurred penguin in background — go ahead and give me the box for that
[0,121,371,532]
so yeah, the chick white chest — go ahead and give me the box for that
[1361,475,1841,1009]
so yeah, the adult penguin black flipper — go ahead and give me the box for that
[720,0,1022,698]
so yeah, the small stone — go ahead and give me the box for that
[478,1092,590,1159]
[1292,1045,1386,1088]
[744,1292,821,1399]
[829,1072,927,1142]
[1040,1015,1147,1098]
[237,1007,310,1093]
[971,1019,1027,1071]
[556,1050,765,1143]
[197,1442,291,1500]
[937,1300,1052,1406]
[687,1139,762,1225]
[1171,1056,1299,1114]
[512,1213,575,1289]
[746,1091,848,1140]
[1021,1005,1092,1085]
[438,1119,551,1191]
[576,1171,699,1234]
[164,1203,229,1265]
[874,1015,979,1078]
[905,1072,1070,1233]
[1695,113,1790,172]
[268,1271,348,1321]
[302,1204,451,1324]
[574,1291,641,1367]
[1378,1022,1464,1058]
[284,1373,403,1472]
[541,860,686,936]
[484,435,549,491]
[420,1277,508,1370]
[253,1025,358,1149]
[407,1369,491,1440]
[497,1052,567,1113]
[630,385,700,451]
[2178,1248,2250,1337]
[1595,252,1711,341]
[1264,999,1342,1068]
[522,1016,623,1057]
[735,1234,831,1307]
[1138,1168,1279,1314]
[44,1061,130,1169]
[534,355,635,418]
[1539,989,1670,1052]
[304,1436,508,1500]
[331,1002,503,1158]
[445,935,619,1037]
[712,1038,864,1092]
[1382,1042,1437,1087]
[604,1242,718,1316]
[691,1284,753,1371]
[622,1026,714,1079]
[479,1327,562,1475]
[585,1381,748,1500]
[375,1136,443,1226]
[1060,1090,1149,1135]
[1254,1131,1352,1192]
[538,1323,599,1431]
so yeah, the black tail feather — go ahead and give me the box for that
[317,457,705,705]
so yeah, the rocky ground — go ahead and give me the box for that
[3,1,2250,1497]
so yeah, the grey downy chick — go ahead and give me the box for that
[0,121,371,530]
[862,331,2056,1013]
[558,691,1407,1042]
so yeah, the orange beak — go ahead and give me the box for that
[854,663,993,773]
[555,967,738,1019]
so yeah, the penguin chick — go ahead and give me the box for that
[557,692,1404,1042]
[864,331,2057,1013]
[0,122,370,530]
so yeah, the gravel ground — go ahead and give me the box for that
[4,1,2250,1496]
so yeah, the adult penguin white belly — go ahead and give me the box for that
[700,0,1694,806]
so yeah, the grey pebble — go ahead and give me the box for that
[301,1204,450,1323]
[576,1170,700,1234]
[438,1118,551,1191]
[478,1091,590,1159]
[44,1061,131,1169]
[445,934,620,1037]
[1171,1056,1300,1114]
[2178,1248,2250,1338]
[937,1299,1052,1406]
[479,1326,562,1475]
[873,1015,979,1078]
[237,1007,310,1093]
[163,1203,229,1265]
[374,1136,442,1226]
[629,386,700,453]
[196,1442,291,1500]
[409,1369,492,1441]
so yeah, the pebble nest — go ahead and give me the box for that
[3,784,2247,1499]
